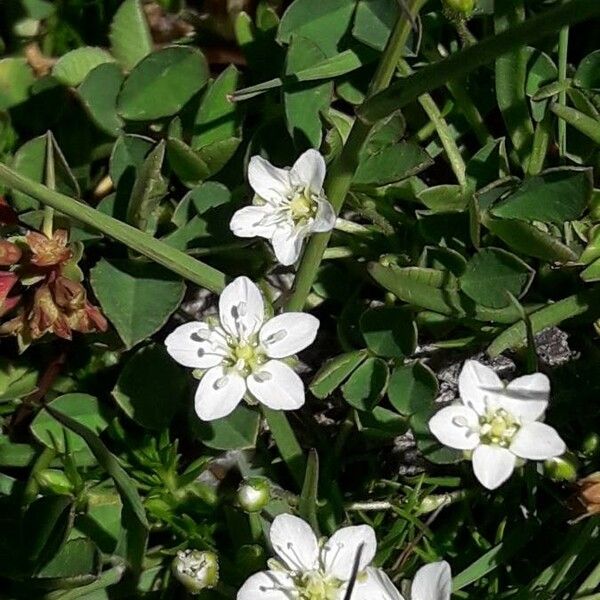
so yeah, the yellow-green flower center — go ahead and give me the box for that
[296,571,342,600]
[227,340,266,376]
[289,187,318,223]
[479,408,520,447]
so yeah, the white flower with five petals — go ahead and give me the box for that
[230,149,336,266]
[165,276,319,421]
[429,360,566,490]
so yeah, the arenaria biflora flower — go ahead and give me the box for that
[237,513,452,600]
[165,276,319,421]
[429,360,566,490]
[230,149,336,266]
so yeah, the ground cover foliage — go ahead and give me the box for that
[1,0,600,598]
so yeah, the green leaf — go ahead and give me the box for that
[78,62,125,137]
[196,137,242,178]
[0,441,36,467]
[189,181,231,215]
[342,357,389,412]
[113,344,188,429]
[355,406,408,439]
[45,404,149,573]
[284,36,332,148]
[388,362,438,416]
[109,134,154,188]
[166,138,210,188]
[109,0,153,71]
[574,50,600,91]
[298,449,319,532]
[192,65,241,150]
[491,167,592,223]
[193,404,260,450]
[117,46,209,121]
[53,47,115,87]
[0,58,35,110]
[417,185,469,213]
[310,350,369,399]
[277,0,356,57]
[127,140,168,233]
[31,394,111,465]
[25,495,74,573]
[353,142,433,187]
[459,248,534,309]
[36,538,100,582]
[90,258,185,348]
[466,138,509,191]
[76,489,122,554]
[360,306,417,358]
[352,0,399,51]
[11,133,79,211]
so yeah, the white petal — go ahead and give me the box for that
[194,366,246,421]
[353,568,404,600]
[271,226,307,266]
[311,198,336,233]
[230,205,278,239]
[164,322,225,369]
[428,405,481,451]
[321,524,377,581]
[411,562,452,600]
[219,276,264,339]
[289,149,326,192]
[248,155,291,203]
[458,360,504,415]
[472,444,516,490]
[269,514,319,572]
[247,360,305,410]
[237,570,296,600]
[510,422,566,460]
[492,395,548,425]
[496,373,550,423]
[260,313,319,358]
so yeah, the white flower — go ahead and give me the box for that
[369,561,452,600]
[230,149,336,266]
[429,360,566,490]
[237,513,383,600]
[165,276,319,421]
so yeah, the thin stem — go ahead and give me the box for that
[286,0,427,312]
[0,163,227,293]
[398,59,467,186]
[43,131,55,239]
[558,14,570,158]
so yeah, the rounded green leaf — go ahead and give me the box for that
[0,58,35,110]
[360,306,417,358]
[388,362,438,416]
[109,134,154,187]
[575,50,600,91]
[341,357,389,411]
[310,350,368,400]
[78,62,125,137]
[90,258,185,348]
[192,404,260,450]
[30,394,111,462]
[460,248,534,309]
[53,47,115,87]
[117,46,209,121]
[112,344,188,429]
[109,0,153,71]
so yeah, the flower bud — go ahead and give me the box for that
[544,452,579,483]
[172,550,219,594]
[36,469,74,495]
[571,473,600,519]
[237,477,270,513]
[0,240,22,266]
[582,433,600,457]
[444,0,475,15]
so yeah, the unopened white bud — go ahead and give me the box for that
[237,477,271,513]
[172,550,219,594]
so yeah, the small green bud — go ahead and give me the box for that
[237,477,270,513]
[236,544,266,575]
[544,452,579,483]
[172,550,219,594]
[583,433,600,457]
[444,0,475,15]
[36,469,74,495]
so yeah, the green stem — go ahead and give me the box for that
[558,15,570,158]
[286,0,426,312]
[43,131,55,239]
[0,163,226,293]
[360,0,600,123]
[398,59,467,186]
[261,407,306,489]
